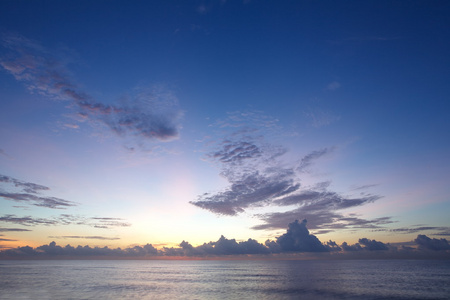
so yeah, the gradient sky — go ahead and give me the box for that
[1,1,449,256]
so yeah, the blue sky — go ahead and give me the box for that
[1,0,449,258]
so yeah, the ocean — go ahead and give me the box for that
[1,259,449,299]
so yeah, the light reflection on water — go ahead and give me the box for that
[1,259,449,299]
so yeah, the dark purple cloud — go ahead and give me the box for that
[253,209,393,233]
[341,242,363,252]
[252,188,386,233]
[0,33,182,142]
[340,238,390,252]
[191,169,300,215]
[358,238,389,251]
[415,235,450,251]
[209,140,262,164]
[276,219,327,252]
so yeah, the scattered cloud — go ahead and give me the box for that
[252,209,391,233]
[0,33,183,143]
[48,236,120,240]
[192,112,384,235]
[0,215,60,226]
[0,192,77,209]
[89,217,132,229]
[0,214,131,229]
[209,140,262,164]
[191,169,300,215]
[0,174,77,209]
[372,225,450,236]
[0,227,32,232]
[0,174,49,194]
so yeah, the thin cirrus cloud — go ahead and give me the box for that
[0,33,183,142]
[0,227,32,232]
[48,236,120,241]
[297,147,334,173]
[0,174,77,209]
[372,225,450,237]
[0,214,131,229]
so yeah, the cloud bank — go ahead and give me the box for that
[1,219,448,259]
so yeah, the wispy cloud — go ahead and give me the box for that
[0,237,18,241]
[0,192,77,209]
[297,148,334,172]
[0,227,32,232]
[0,215,58,226]
[0,214,131,229]
[0,33,183,143]
[305,108,340,128]
[372,225,450,237]
[0,175,49,194]
[48,236,120,241]
[350,184,379,191]
[0,174,77,209]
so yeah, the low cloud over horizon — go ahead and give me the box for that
[1,219,449,259]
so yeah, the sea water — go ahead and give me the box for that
[1,259,449,299]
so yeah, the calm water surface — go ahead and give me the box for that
[1,259,449,299]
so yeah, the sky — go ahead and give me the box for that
[0,0,449,258]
